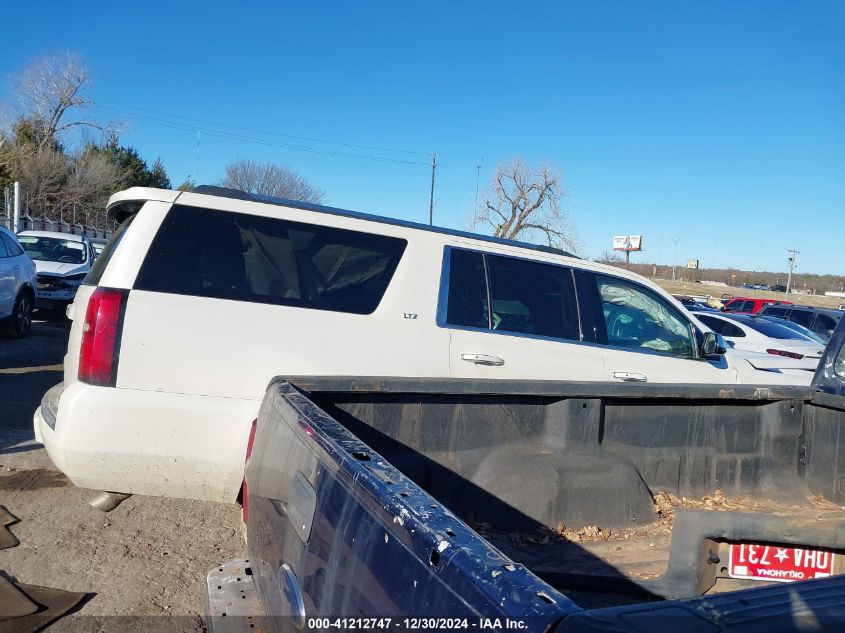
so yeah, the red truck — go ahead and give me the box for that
[722,297,791,314]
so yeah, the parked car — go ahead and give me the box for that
[692,310,823,371]
[33,185,816,504]
[90,237,108,259]
[721,297,790,314]
[208,323,845,629]
[0,226,37,337]
[16,230,96,313]
[758,304,842,342]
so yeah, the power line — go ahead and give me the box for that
[98,99,430,156]
[94,104,431,166]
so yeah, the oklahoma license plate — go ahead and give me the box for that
[728,542,835,583]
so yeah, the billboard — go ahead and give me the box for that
[686,259,699,269]
[612,235,643,252]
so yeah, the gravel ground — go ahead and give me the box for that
[0,317,246,631]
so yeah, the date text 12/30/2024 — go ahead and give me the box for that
[307,618,528,630]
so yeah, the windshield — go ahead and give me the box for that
[743,318,815,341]
[18,235,87,264]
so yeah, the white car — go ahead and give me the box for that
[693,311,824,372]
[33,186,814,504]
[17,230,96,313]
[0,226,37,337]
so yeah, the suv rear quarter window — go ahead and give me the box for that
[85,215,136,286]
[134,205,407,315]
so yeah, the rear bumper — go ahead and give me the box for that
[34,380,259,502]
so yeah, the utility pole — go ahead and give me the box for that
[785,249,799,299]
[13,181,20,233]
[3,186,9,230]
[428,152,437,225]
[670,237,681,281]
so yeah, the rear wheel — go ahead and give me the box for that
[9,289,34,338]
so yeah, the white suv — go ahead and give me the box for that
[0,226,37,337]
[33,186,811,503]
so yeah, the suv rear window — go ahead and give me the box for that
[134,205,407,315]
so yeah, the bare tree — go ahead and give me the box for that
[62,150,125,211]
[15,148,68,214]
[11,52,110,150]
[472,158,579,253]
[219,159,324,203]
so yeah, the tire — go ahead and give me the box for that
[9,289,34,338]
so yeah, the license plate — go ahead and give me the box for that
[728,542,835,583]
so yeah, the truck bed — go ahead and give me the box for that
[279,377,845,608]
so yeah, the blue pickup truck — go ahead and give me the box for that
[206,321,845,632]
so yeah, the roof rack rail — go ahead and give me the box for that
[189,185,579,259]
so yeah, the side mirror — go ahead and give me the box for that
[702,332,727,358]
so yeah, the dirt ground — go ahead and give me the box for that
[0,318,246,631]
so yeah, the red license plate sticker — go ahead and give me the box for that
[728,543,835,583]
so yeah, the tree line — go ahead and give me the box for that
[596,255,845,296]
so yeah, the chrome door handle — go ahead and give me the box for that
[461,353,505,366]
[613,371,647,382]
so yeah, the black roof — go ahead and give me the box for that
[761,304,843,317]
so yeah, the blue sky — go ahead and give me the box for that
[1,1,843,274]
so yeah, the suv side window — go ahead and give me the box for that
[444,249,580,341]
[594,275,696,357]
[790,310,813,327]
[487,254,579,340]
[135,205,407,315]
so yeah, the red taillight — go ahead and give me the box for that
[766,348,804,360]
[78,288,127,386]
[242,419,258,524]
